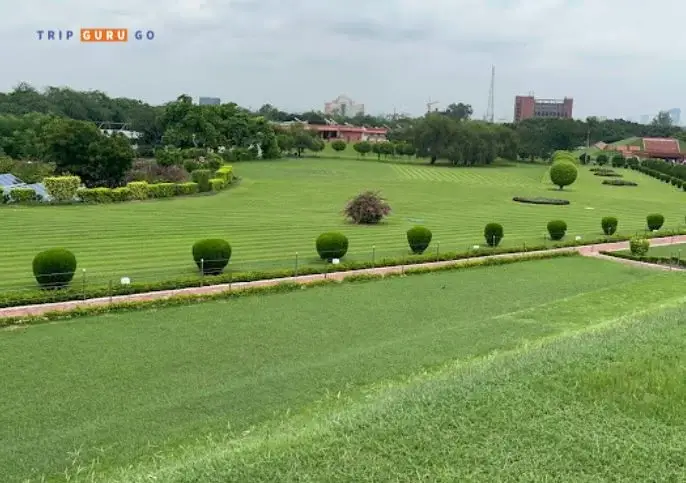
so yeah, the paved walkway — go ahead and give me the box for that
[2,235,686,320]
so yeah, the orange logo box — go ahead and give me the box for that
[80,28,128,42]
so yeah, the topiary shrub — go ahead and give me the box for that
[9,187,38,203]
[646,213,664,231]
[547,220,567,241]
[210,178,225,191]
[215,166,233,183]
[343,191,391,224]
[331,140,347,152]
[191,169,212,192]
[512,196,570,205]
[596,154,608,166]
[111,187,132,202]
[127,181,149,200]
[32,248,77,289]
[175,182,199,196]
[549,161,578,189]
[629,236,649,256]
[602,179,637,186]
[610,155,626,168]
[43,176,81,202]
[406,226,432,254]
[315,232,349,261]
[601,216,618,235]
[484,223,504,247]
[594,168,622,177]
[192,239,231,275]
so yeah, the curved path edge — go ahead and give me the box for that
[3,235,686,319]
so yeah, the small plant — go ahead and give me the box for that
[629,236,650,256]
[601,216,618,235]
[549,161,578,190]
[484,223,504,247]
[343,191,391,224]
[406,226,432,254]
[315,232,349,261]
[646,213,664,231]
[192,239,231,275]
[331,140,347,152]
[547,220,567,241]
[32,248,77,289]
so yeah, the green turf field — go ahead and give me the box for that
[1,157,684,292]
[2,257,685,481]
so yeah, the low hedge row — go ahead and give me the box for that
[0,250,580,326]
[599,250,686,268]
[3,229,686,310]
[631,164,686,190]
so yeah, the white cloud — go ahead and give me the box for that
[1,0,685,121]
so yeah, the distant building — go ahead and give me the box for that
[199,97,220,105]
[513,95,573,122]
[275,121,386,143]
[667,108,681,125]
[324,95,364,117]
[610,137,684,161]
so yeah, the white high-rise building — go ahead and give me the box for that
[324,95,364,117]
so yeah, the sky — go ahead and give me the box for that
[1,0,685,122]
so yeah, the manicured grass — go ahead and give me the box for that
[2,257,685,481]
[116,295,686,482]
[621,241,686,258]
[1,157,684,291]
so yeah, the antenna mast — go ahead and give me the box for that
[426,98,439,114]
[485,65,495,123]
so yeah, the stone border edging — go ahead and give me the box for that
[2,235,686,319]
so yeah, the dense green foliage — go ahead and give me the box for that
[191,169,212,192]
[601,216,618,235]
[484,222,504,247]
[549,161,578,189]
[343,191,391,224]
[646,213,665,231]
[331,140,347,152]
[629,236,650,256]
[547,220,567,240]
[406,226,432,254]
[315,232,349,260]
[192,239,232,275]
[43,175,81,202]
[603,179,637,186]
[32,248,77,288]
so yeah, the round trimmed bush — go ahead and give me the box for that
[192,239,231,275]
[629,237,649,256]
[316,232,349,260]
[32,248,77,289]
[484,223,504,247]
[343,191,391,224]
[646,213,664,231]
[512,196,570,205]
[601,216,618,236]
[406,226,432,254]
[547,220,567,241]
[549,161,578,190]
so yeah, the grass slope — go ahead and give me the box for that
[1,257,685,481]
[1,158,684,291]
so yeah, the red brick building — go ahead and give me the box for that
[614,138,685,161]
[514,96,573,122]
[307,124,387,143]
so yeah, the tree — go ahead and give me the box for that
[442,103,473,121]
[596,153,608,166]
[549,161,578,190]
[331,140,347,152]
[652,111,673,127]
[353,141,371,157]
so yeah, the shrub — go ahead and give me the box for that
[547,220,567,240]
[215,166,233,183]
[91,187,114,203]
[175,182,199,196]
[406,226,432,254]
[343,191,391,224]
[646,213,664,231]
[9,187,38,203]
[127,181,150,200]
[155,147,183,167]
[512,196,570,205]
[32,248,77,289]
[192,239,232,275]
[596,154,608,166]
[593,168,621,177]
[601,216,618,235]
[125,159,190,184]
[76,188,98,203]
[331,140,347,152]
[626,157,639,169]
[149,183,176,198]
[602,179,637,186]
[315,232,349,260]
[579,153,590,165]
[191,169,212,192]
[484,223,504,247]
[549,161,578,189]
[111,187,131,202]
[204,153,223,171]
[43,176,81,202]
[183,159,200,173]
[352,141,372,157]
[610,155,626,168]
[210,178,225,191]
[629,237,649,256]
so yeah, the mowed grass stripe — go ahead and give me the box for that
[0,159,684,289]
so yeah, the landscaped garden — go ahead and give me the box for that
[2,256,686,482]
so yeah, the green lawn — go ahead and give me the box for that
[1,157,685,292]
[629,241,686,258]
[2,257,685,481]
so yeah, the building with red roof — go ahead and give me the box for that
[613,138,684,161]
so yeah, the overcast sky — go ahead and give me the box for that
[1,0,684,122]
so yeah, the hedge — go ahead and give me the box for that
[0,250,580,327]
[3,229,686,311]
[600,250,686,268]
[215,166,233,183]
[43,176,81,202]
[76,182,206,203]
[210,178,225,191]
[9,187,38,203]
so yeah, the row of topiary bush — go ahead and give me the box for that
[0,166,234,204]
[630,163,686,190]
